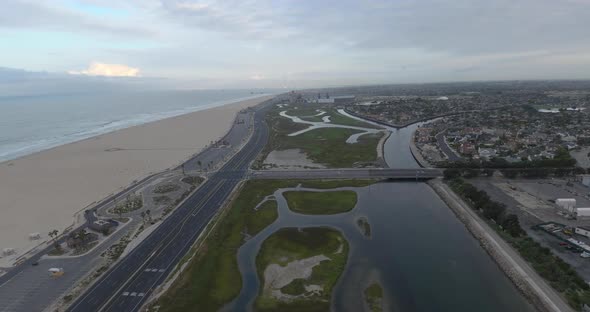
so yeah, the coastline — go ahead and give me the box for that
[428,178,572,312]
[0,93,271,164]
[0,95,273,265]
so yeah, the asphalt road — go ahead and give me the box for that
[66,106,271,312]
[435,132,462,161]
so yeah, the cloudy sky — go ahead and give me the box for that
[2,0,590,89]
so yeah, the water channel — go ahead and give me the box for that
[225,120,536,311]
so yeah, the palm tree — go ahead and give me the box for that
[48,229,59,248]
[115,207,123,219]
[146,209,151,222]
[78,229,89,249]
[197,160,202,170]
[140,211,146,222]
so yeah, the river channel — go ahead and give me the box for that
[225,122,536,311]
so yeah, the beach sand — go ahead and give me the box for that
[0,95,272,265]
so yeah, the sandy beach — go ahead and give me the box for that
[0,95,272,265]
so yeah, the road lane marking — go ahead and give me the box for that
[122,292,129,296]
[100,180,226,311]
[80,116,266,312]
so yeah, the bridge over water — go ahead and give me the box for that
[246,168,443,180]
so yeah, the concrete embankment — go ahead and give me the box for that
[428,178,572,312]
[377,131,391,168]
[408,130,430,168]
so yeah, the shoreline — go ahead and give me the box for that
[0,94,272,166]
[0,95,273,266]
[428,178,571,312]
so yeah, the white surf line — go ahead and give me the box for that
[279,110,382,143]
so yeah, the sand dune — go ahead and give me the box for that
[0,96,272,265]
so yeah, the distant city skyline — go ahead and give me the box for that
[2,0,590,89]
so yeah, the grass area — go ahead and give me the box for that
[111,196,142,215]
[364,282,384,312]
[255,227,349,312]
[181,175,204,186]
[284,190,357,215]
[153,180,289,312]
[71,241,98,256]
[153,183,180,194]
[255,106,384,169]
[153,195,171,205]
[286,106,380,129]
[152,179,371,312]
[48,247,65,256]
[282,127,382,168]
[327,109,380,129]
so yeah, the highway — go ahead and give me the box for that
[67,106,270,312]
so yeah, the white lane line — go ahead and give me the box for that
[138,293,145,297]
[130,292,137,297]
[122,292,129,296]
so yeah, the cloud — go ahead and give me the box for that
[69,62,141,77]
[250,74,265,80]
[0,0,154,38]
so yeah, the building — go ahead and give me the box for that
[556,198,576,213]
[478,147,497,160]
[333,95,356,104]
[89,219,113,232]
[577,207,590,217]
[459,143,475,155]
[576,227,590,238]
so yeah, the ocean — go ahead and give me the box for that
[0,89,271,162]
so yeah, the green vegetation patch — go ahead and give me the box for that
[365,282,384,312]
[256,106,384,169]
[255,227,349,312]
[111,195,142,215]
[282,127,382,168]
[284,190,357,215]
[153,179,371,312]
[153,183,180,194]
[357,217,372,237]
[153,180,287,312]
[328,109,381,128]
